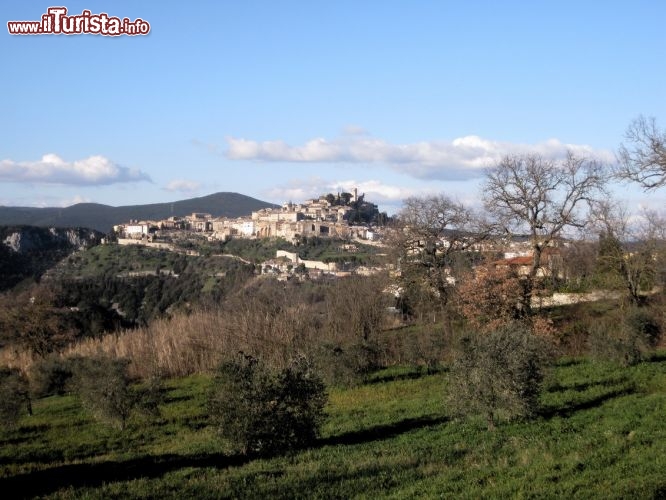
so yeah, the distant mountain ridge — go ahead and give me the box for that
[0,192,278,232]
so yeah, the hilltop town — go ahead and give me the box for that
[110,189,565,285]
[114,188,385,244]
[110,189,393,279]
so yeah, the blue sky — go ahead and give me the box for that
[1,1,664,214]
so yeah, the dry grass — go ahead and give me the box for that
[61,303,320,379]
[0,303,316,379]
[0,348,33,373]
[2,275,393,380]
[63,309,230,378]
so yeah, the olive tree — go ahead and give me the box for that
[447,324,553,430]
[72,356,162,430]
[483,152,607,312]
[0,367,32,428]
[208,354,327,456]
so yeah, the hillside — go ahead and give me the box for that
[0,192,278,233]
[0,226,102,291]
[1,357,665,497]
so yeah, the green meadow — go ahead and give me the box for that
[2,354,665,499]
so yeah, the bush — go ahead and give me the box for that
[135,375,165,418]
[588,308,662,366]
[30,355,77,398]
[456,265,524,333]
[272,356,328,448]
[208,353,327,456]
[316,340,381,387]
[626,308,662,348]
[447,324,553,430]
[72,356,138,430]
[377,322,454,372]
[0,367,32,429]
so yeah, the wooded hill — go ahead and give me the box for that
[0,192,278,233]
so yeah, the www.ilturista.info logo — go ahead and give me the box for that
[7,7,150,36]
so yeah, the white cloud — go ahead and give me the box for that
[263,178,327,203]
[0,154,151,185]
[225,133,614,181]
[332,180,439,202]
[164,179,202,194]
[0,194,92,208]
[264,178,442,212]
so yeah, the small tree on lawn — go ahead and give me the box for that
[208,353,327,456]
[73,356,136,431]
[0,367,32,429]
[447,324,552,430]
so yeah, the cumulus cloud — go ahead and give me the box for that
[164,179,202,194]
[0,154,151,185]
[265,178,440,206]
[226,133,614,181]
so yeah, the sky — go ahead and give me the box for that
[1,1,665,215]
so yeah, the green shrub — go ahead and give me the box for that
[315,340,382,387]
[72,356,137,430]
[0,366,32,429]
[30,355,77,398]
[208,353,327,456]
[626,308,662,348]
[272,356,328,448]
[588,308,662,366]
[447,324,553,430]
[134,375,165,418]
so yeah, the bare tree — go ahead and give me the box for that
[617,115,666,190]
[559,238,599,289]
[592,200,665,304]
[483,152,607,311]
[391,195,489,318]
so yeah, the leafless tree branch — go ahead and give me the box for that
[616,115,666,190]
[483,152,607,311]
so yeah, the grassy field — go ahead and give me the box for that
[1,354,665,499]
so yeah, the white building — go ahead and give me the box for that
[125,223,150,238]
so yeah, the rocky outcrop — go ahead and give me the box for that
[0,226,102,291]
[1,226,101,254]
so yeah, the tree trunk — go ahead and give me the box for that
[525,245,544,315]
[486,411,496,431]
